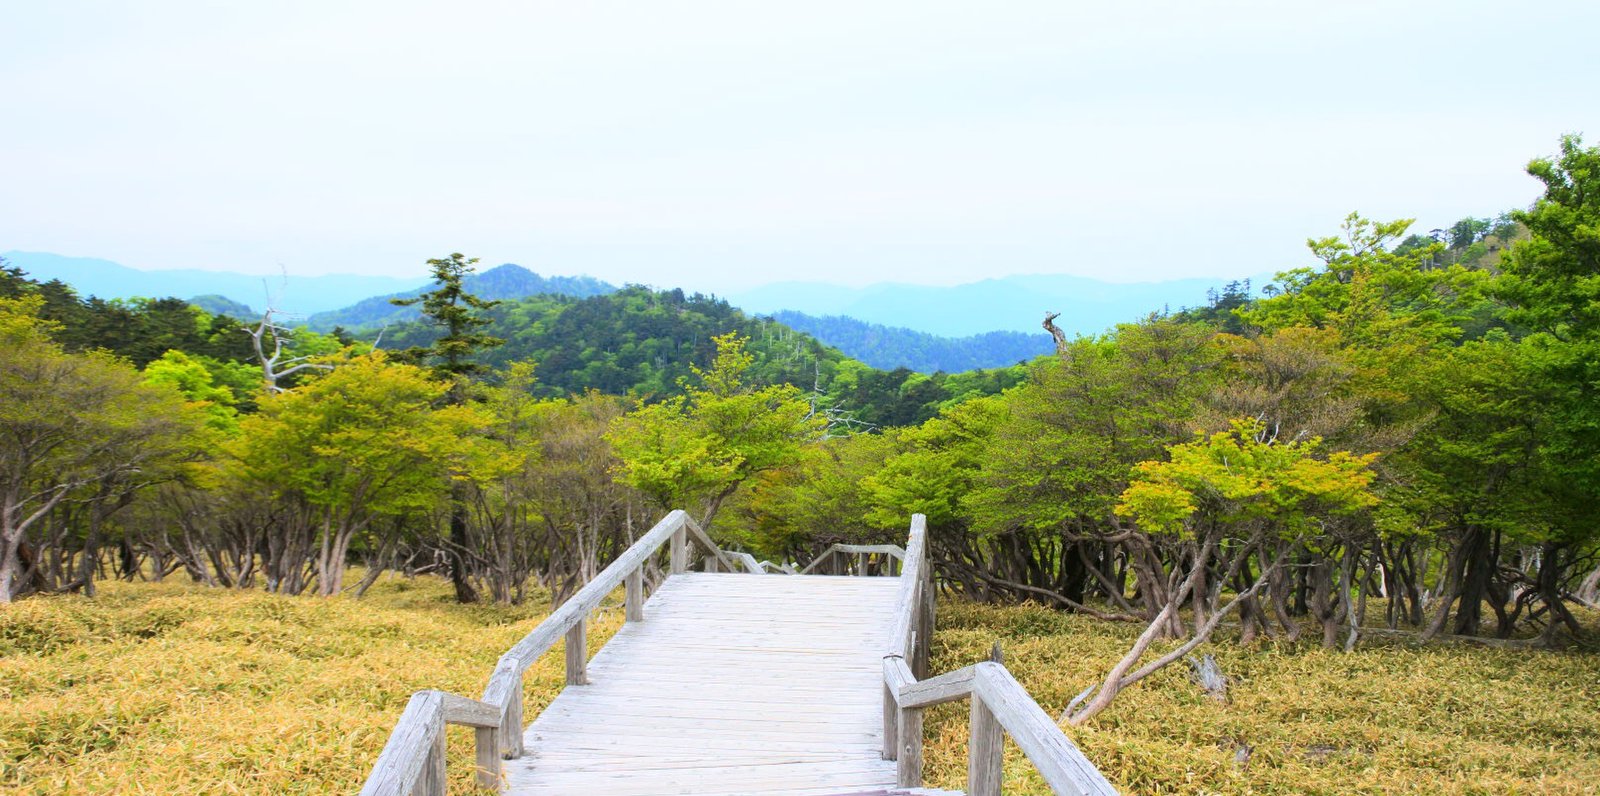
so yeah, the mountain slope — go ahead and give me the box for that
[305,264,615,330]
[2,251,429,316]
[188,294,257,318]
[769,310,1052,372]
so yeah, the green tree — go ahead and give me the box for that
[728,430,903,559]
[142,350,244,435]
[389,253,504,602]
[232,354,478,596]
[390,253,504,398]
[608,333,823,535]
[0,296,198,601]
[1066,419,1377,725]
[1486,134,1600,641]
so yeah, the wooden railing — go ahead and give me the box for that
[362,510,1117,795]
[358,509,738,796]
[360,690,502,796]
[797,543,907,576]
[879,515,1119,796]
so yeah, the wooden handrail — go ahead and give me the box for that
[362,509,742,795]
[885,515,928,659]
[359,690,502,796]
[877,516,1117,795]
[796,543,908,575]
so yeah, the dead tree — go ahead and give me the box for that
[246,306,331,392]
[1043,311,1070,355]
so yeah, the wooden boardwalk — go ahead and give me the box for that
[360,512,1117,796]
[504,572,902,796]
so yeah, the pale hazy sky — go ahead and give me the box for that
[3,1,1597,292]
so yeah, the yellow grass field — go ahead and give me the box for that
[2,576,1596,795]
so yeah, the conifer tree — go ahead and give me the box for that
[391,253,504,602]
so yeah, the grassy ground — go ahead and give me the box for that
[2,577,1596,794]
[923,601,1600,795]
[0,576,620,795]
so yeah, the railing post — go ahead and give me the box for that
[501,672,524,759]
[916,570,935,678]
[625,566,645,622]
[897,702,924,787]
[706,554,720,572]
[474,724,502,790]
[419,720,447,796]
[882,681,898,760]
[670,525,688,573]
[565,618,588,685]
[968,696,1004,796]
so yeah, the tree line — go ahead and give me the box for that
[1,135,1596,720]
[720,138,1598,672]
[0,254,836,606]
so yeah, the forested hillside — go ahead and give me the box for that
[374,284,1026,426]
[769,309,1053,372]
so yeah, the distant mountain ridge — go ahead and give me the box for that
[770,310,1052,373]
[305,264,616,330]
[2,251,430,316]
[729,273,1266,338]
[6,249,1263,374]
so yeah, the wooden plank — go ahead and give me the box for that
[896,664,977,709]
[564,619,587,685]
[681,514,740,571]
[434,690,501,729]
[831,544,907,560]
[885,515,928,658]
[505,572,899,795]
[669,525,687,573]
[625,565,644,622]
[481,659,524,759]
[419,721,446,796]
[974,663,1119,796]
[359,691,442,796]
[968,695,1003,796]
[896,699,924,788]
[474,725,502,790]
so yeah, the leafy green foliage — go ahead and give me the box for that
[0,296,203,600]
[232,355,473,520]
[1117,419,1378,537]
[608,333,824,530]
[0,264,257,368]
[388,253,504,389]
[140,351,247,435]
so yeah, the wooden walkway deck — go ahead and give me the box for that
[504,572,902,796]
[360,512,1117,796]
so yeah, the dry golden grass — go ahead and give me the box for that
[922,601,1600,795]
[0,576,619,795]
[2,578,1596,794]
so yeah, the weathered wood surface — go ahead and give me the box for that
[504,572,901,796]
[972,664,1117,796]
[360,689,503,796]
